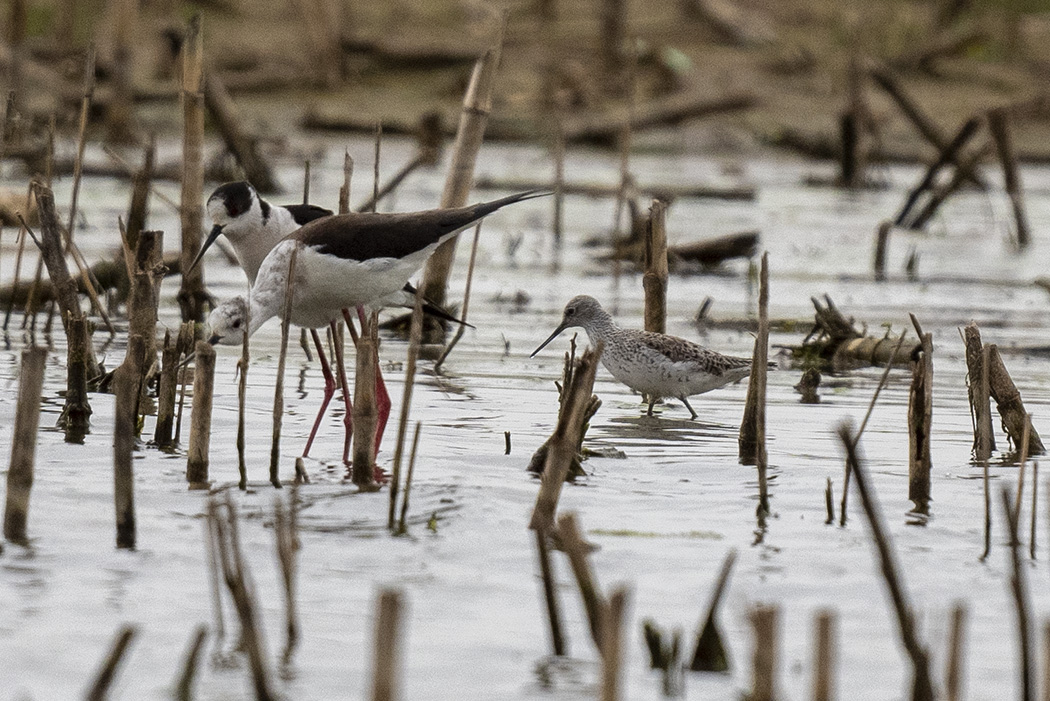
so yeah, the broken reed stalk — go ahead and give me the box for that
[126,229,162,377]
[419,21,506,319]
[534,525,567,656]
[186,341,215,488]
[210,494,276,701]
[873,221,890,282]
[63,314,93,439]
[945,603,966,701]
[154,330,179,447]
[840,331,908,526]
[557,512,606,651]
[690,549,736,672]
[894,116,981,228]
[642,200,668,334]
[1002,486,1035,701]
[3,346,47,545]
[396,422,422,534]
[837,423,935,701]
[908,314,933,514]
[825,477,835,525]
[748,605,779,701]
[124,139,155,251]
[434,222,483,372]
[370,589,405,701]
[269,246,299,490]
[84,625,137,701]
[273,492,300,666]
[963,323,995,460]
[740,252,770,518]
[203,70,279,193]
[173,625,208,701]
[987,345,1045,455]
[113,334,144,550]
[178,15,207,324]
[988,108,1030,250]
[813,609,835,701]
[338,150,353,214]
[529,345,603,531]
[31,183,99,376]
[352,313,380,487]
[237,304,250,490]
[600,587,629,701]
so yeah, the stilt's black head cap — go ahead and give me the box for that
[208,181,255,218]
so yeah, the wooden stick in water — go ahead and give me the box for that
[642,199,668,335]
[813,609,835,701]
[186,341,215,488]
[824,477,835,525]
[84,625,137,701]
[873,221,890,281]
[203,70,280,193]
[114,334,144,549]
[396,422,422,534]
[838,423,935,700]
[269,246,298,489]
[1002,485,1035,701]
[66,46,94,254]
[689,549,736,672]
[3,345,47,545]
[370,589,404,701]
[173,625,207,701]
[963,323,995,460]
[3,183,30,330]
[945,603,966,701]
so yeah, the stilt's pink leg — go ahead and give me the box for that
[329,320,354,465]
[303,329,336,458]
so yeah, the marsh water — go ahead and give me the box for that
[3,136,1050,700]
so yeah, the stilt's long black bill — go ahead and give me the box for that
[187,224,225,274]
[531,324,567,357]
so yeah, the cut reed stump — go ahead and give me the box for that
[186,341,215,488]
[987,345,1045,455]
[154,330,179,448]
[178,15,208,324]
[908,315,933,514]
[418,24,504,334]
[124,229,162,383]
[370,589,405,701]
[812,610,835,701]
[945,603,966,701]
[837,423,935,701]
[642,199,668,335]
[963,322,995,460]
[124,140,154,251]
[740,252,769,478]
[3,346,46,545]
[690,549,736,672]
[113,334,144,550]
[351,313,380,488]
[747,605,780,701]
[601,587,629,701]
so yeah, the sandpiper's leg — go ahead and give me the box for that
[303,329,337,457]
[329,320,354,464]
[681,397,698,420]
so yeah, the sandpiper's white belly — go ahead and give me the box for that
[594,333,749,400]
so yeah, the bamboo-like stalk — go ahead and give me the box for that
[125,229,162,380]
[186,341,215,487]
[3,345,47,545]
[352,313,379,487]
[813,609,835,701]
[418,20,506,318]
[389,273,426,527]
[370,589,404,701]
[837,423,935,701]
[1032,462,1039,560]
[748,605,779,701]
[873,221,890,282]
[642,199,668,334]
[945,603,966,701]
[66,46,94,254]
[178,15,207,324]
[269,246,298,489]
[84,625,137,701]
[824,477,835,525]
[125,139,155,253]
[396,422,422,534]
[114,334,143,549]
[740,252,770,510]
[173,625,208,701]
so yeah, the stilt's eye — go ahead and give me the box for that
[232,319,242,329]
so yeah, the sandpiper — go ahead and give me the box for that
[208,189,547,461]
[531,295,754,419]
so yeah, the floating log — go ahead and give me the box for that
[796,295,918,370]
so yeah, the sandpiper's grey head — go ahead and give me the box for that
[189,181,265,273]
[207,295,250,346]
[531,295,607,357]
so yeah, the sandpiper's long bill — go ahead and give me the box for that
[532,295,756,419]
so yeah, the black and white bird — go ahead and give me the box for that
[206,189,547,464]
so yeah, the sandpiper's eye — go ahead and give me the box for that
[566,307,576,316]
[232,319,242,329]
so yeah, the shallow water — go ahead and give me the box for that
[2,138,1050,700]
